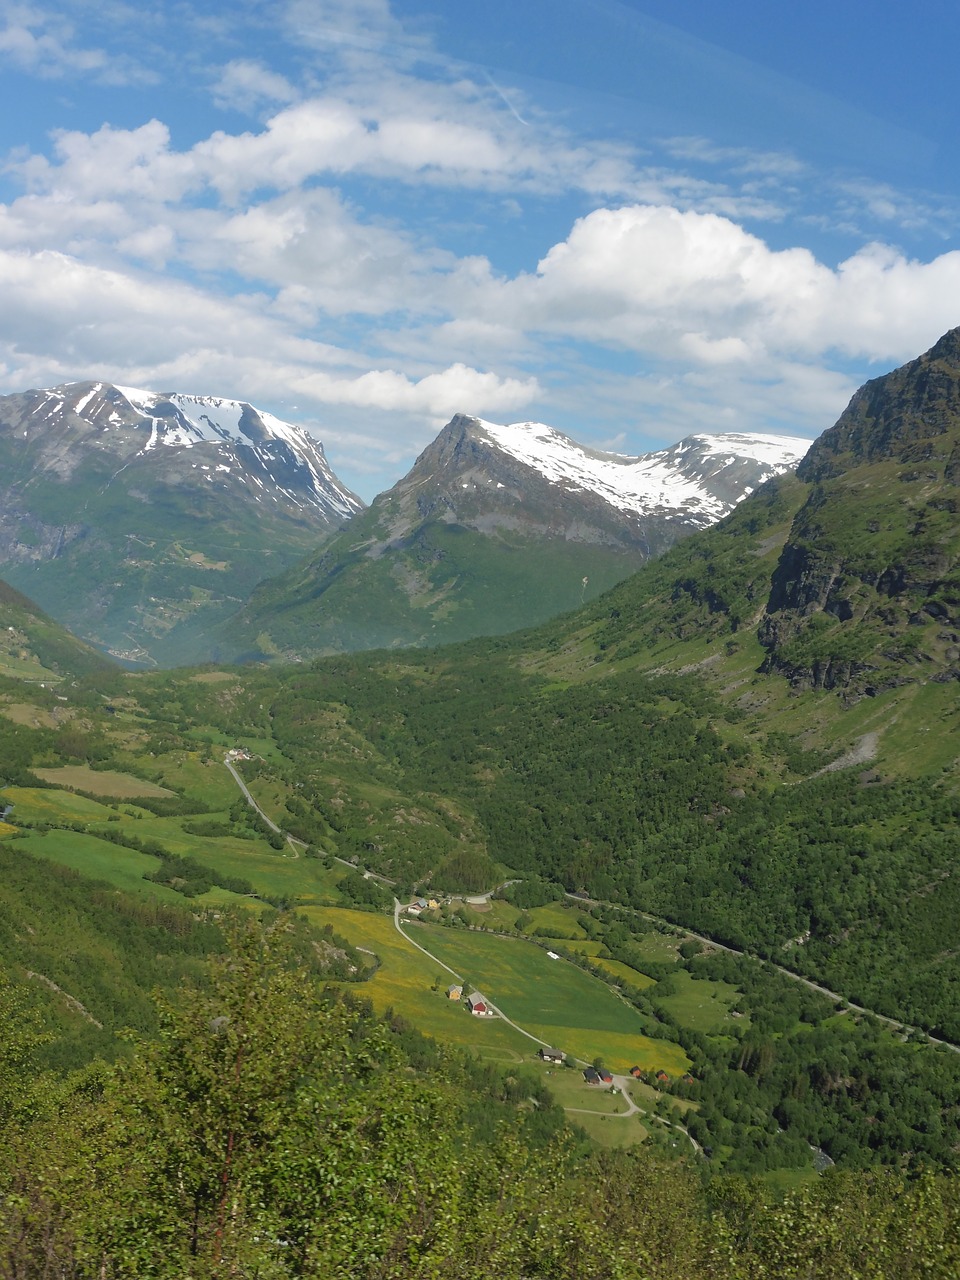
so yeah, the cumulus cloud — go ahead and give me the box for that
[0,244,533,433]
[472,204,960,367]
[294,362,538,417]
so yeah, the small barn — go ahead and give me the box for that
[467,993,488,1016]
[583,1067,601,1085]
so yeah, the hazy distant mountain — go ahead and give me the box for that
[0,382,363,665]
[0,575,113,682]
[218,413,807,661]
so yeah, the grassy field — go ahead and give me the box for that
[0,654,58,681]
[32,766,175,797]
[631,932,682,964]
[536,937,605,958]
[627,1079,698,1115]
[593,957,657,990]
[15,828,187,901]
[1,782,346,906]
[409,923,690,1075]
[654,969,746,1033]
[300,907,535,1061]
[1,701,61,728]
[525,901,590,938]
[570,1110,649,1149]
[2,786,122,825]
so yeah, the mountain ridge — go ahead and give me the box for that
[0,380,362,666]
[217,413,807,662]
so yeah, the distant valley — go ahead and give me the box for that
[3,329,960,1239]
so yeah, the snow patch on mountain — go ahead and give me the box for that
[28,382,364,522]
[474,418,810,525]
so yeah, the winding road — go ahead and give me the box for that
[224,757,302,858]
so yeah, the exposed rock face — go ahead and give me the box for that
[799,328,960,483]
[759,327,960,691]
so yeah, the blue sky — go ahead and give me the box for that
[1,0,959,499]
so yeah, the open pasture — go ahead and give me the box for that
[2,786,122,825]
[300,907,534,1060]
[570,1109,649,1149]
[525,901,590,938]
[535,937,604,958]
[593,957,657,990]
[15,828,185,901]
[1,702,61,728]
[32,766,174,798]
[2,783,344,906]
[655,969,746,1033]
[412,924,690,1075]
[627,1079,699,1115]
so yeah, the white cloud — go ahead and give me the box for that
[469,204,960,367]
[294,363,539,417]
[211,59,299,113]
[0,243,533,434]
[0,1,150,83]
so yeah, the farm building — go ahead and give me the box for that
[629,1066,643,1078]
[583,1067,601,1085]
[466,993,488,1015]
[446,984,463,1001]
[538,1047,564,1064]
[599,1069,614,1084]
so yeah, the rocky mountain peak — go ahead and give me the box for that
[0,379,363,664]
[799,327,960,484]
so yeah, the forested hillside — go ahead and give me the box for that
[3,921,959,1279]
[4,333,960,1273]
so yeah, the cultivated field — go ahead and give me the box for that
[32,766,175,797]
[300,906,535,1061]
[407,923,690,1075]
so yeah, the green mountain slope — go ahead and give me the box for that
[0,383,360,667]
[217,415,805,662]
[5,331,960,1194]
[0,577,114,682]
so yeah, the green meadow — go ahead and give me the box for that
[525,901,590,937]
[300,907,534,1062]
[408,923,690,1075]
[14,829,187,901]
[593,957,657,990]
[32,766,175,797]
[0,781,346,907]
[655,968,746,1033]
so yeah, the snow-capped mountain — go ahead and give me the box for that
[220,413,810,662]
[452,416,809,530]
[0,381,362,665]
[14,382,361,522]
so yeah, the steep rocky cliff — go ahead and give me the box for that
[758,329,960,692]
